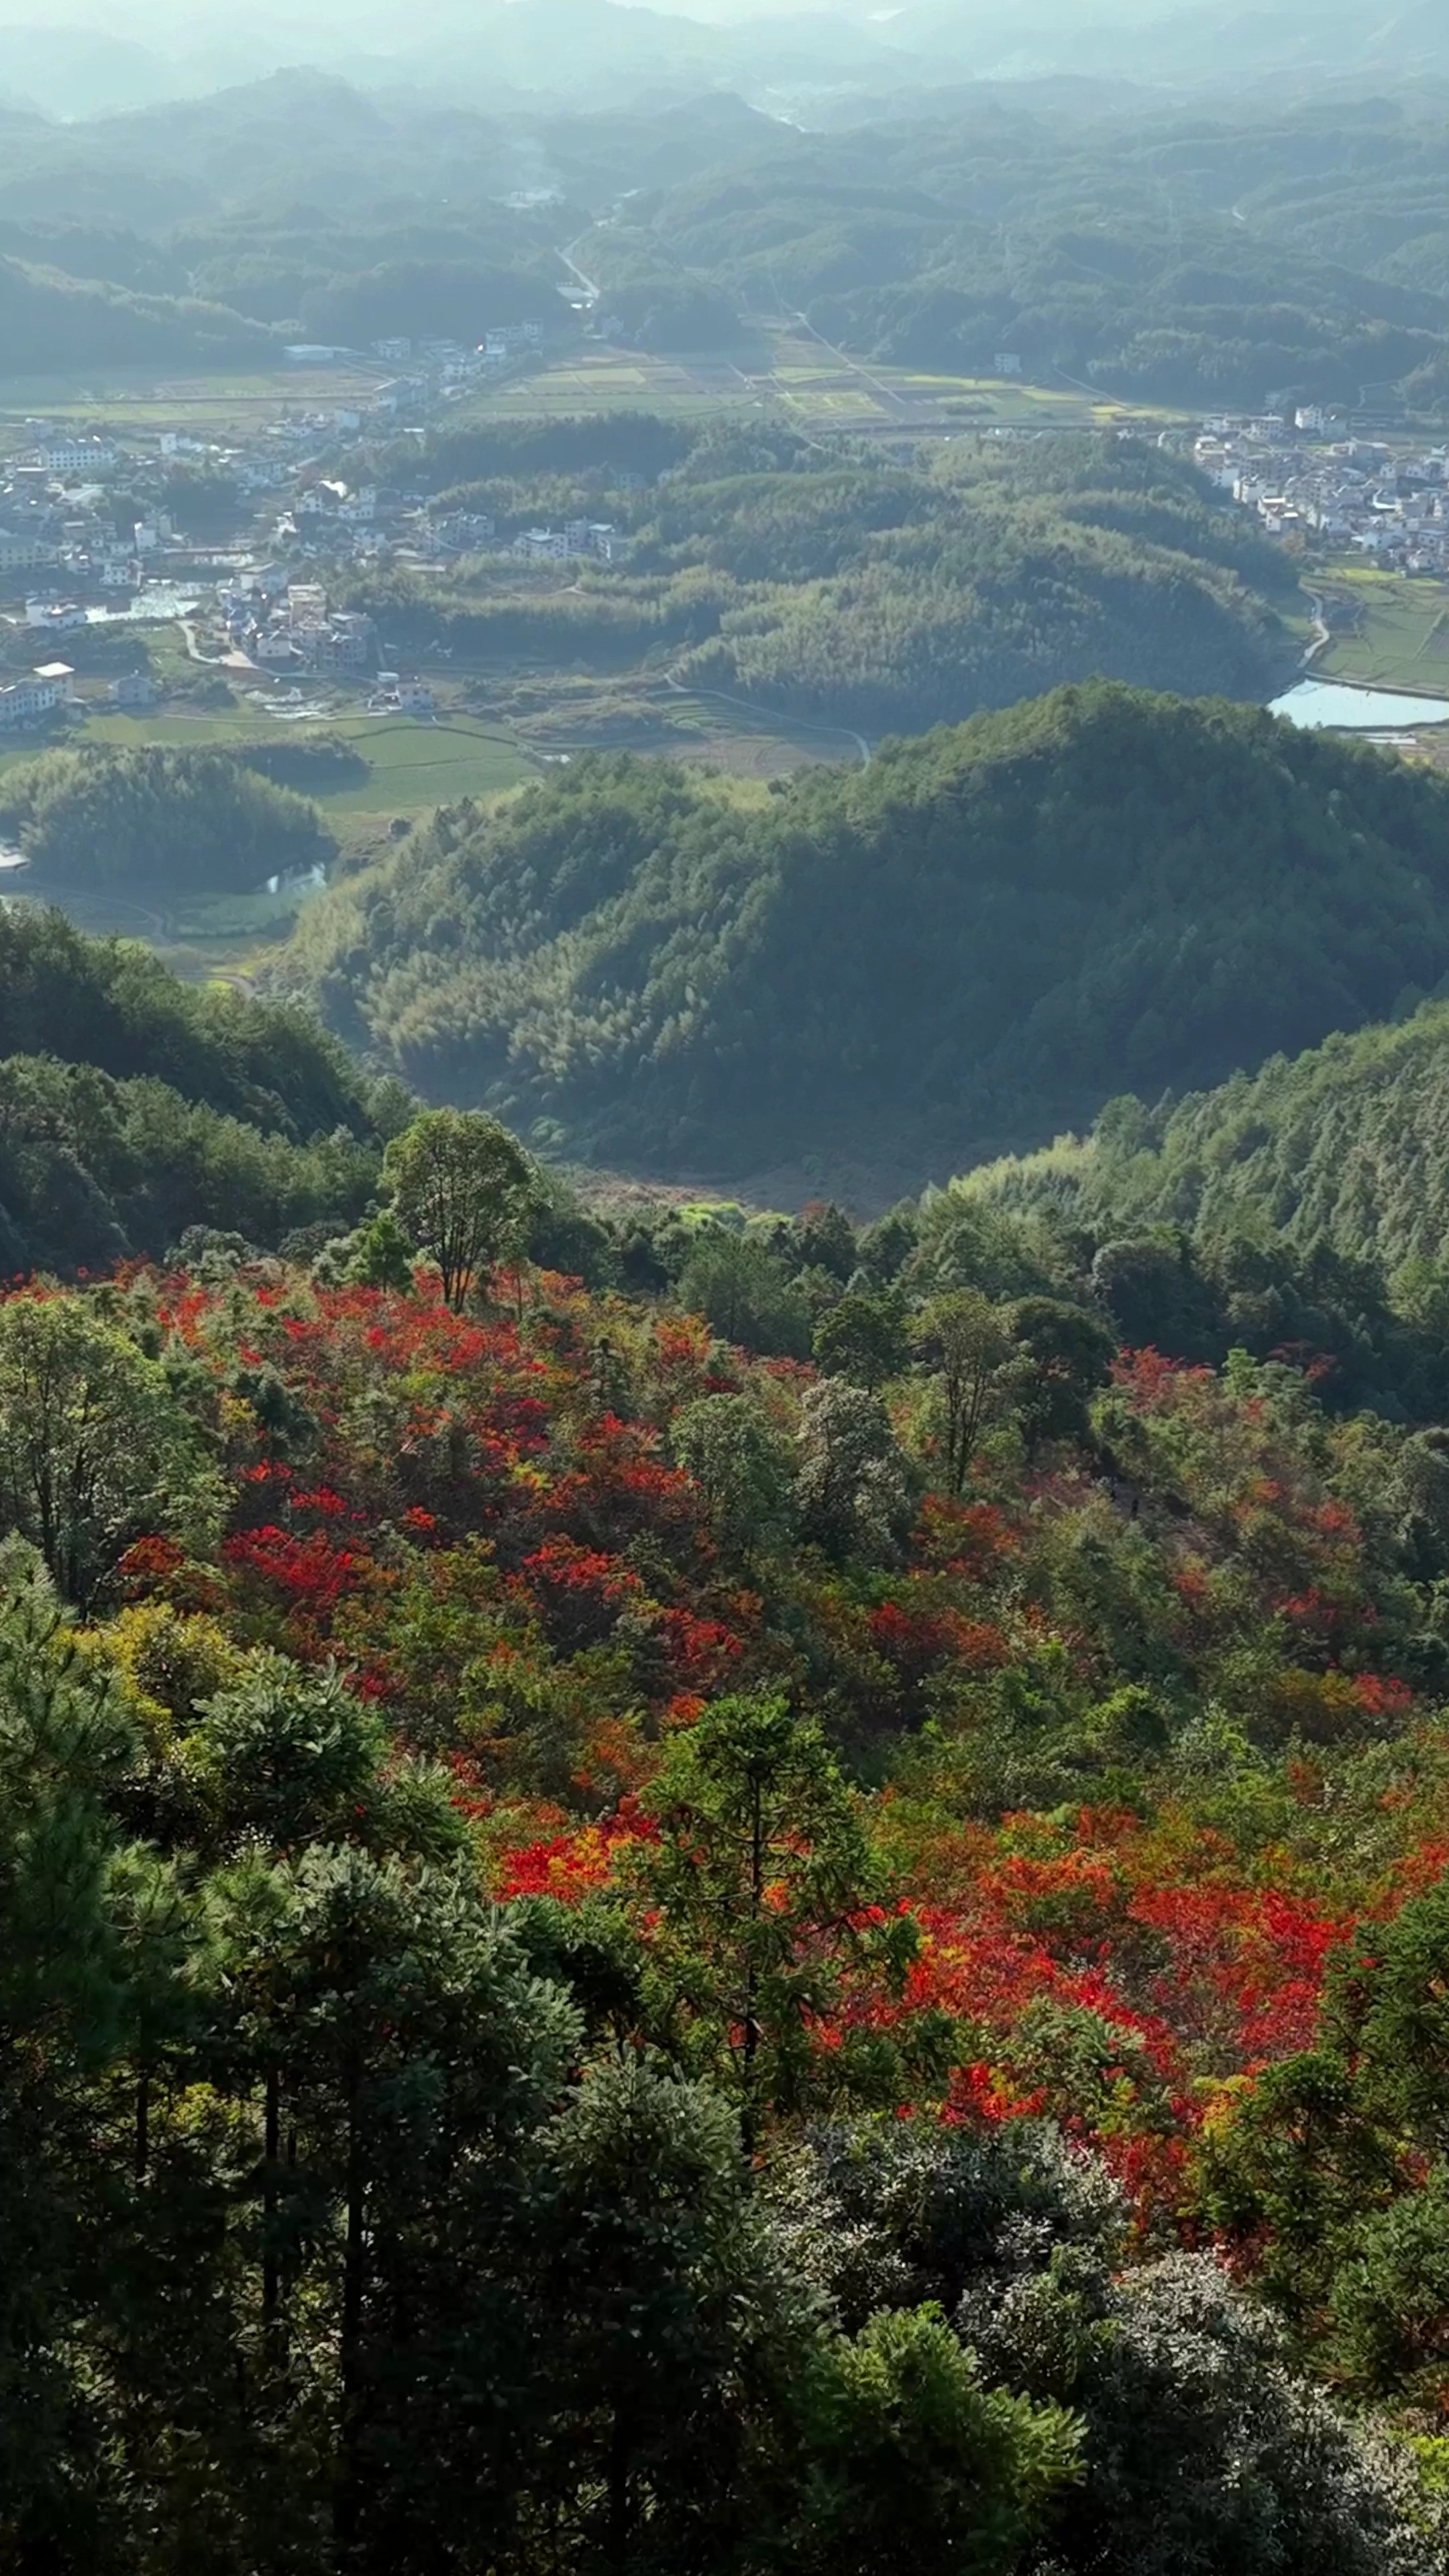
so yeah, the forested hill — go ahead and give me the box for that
[0,908,393,1271]
[971,1001,1449,1277]
[586,91,1449,411]
[352,429,1297,740]
[0,254,274,372]
[292,684,1449,1187]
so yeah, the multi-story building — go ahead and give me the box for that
[29,439,118,476]
[0,670,66,727]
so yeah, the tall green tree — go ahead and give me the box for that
[0,1293,223,1608]
[674,1393,796,1563]
[0,1544,137,2565]
[384,1110,539,1310]
[531,2051,812,2575]
[631,1693,924,2153]
[205,1842,580,2570]
[912,1290,1010,1495]
[788,2302,1081,2576]
[814,1289,909,1394]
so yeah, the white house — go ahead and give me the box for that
[109,672,158,708]
[25,597,85,631]
[513,527,570,560]
[0,671,65,727]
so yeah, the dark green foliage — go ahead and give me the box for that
[0,251,271,376]
[674,1394,797,1562]
[527,2053,808,2574]
[1,746,334,896]
[0,1055,382,1276]
[355,433,1295,740]
[775,2121,1434,2575]
[676,1232,813,1361]
[384,1108,539,1309]
[0,907,379,1138]
[294,684,1449,1181]
[814,1291,910,1393]
[0,910,389,1274]
[788,2303,1079,2576]
[233,738,370,796]
[618,101,1449,415]
[300,258,553,347]
[1202,1882,1449,2412]
[631,1693,926,2148]
[413,413,694,494]
[971,999,1449,1413]
[0,1296,221,1606]
[986,1002,1449,1277]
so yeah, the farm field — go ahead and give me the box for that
[448,329,1189,435]
[449,347,760,423]
[0,362,394,447]
[0,703,532,982]
[1316,565,1449,698]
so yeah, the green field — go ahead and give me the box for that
[449,348,759,424]
[0,706,531,985]
[0,707,531,814]
[1317,567,1449,699]
[443,331,1190,435]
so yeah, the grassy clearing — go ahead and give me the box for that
[1318,568,1449,698]
[449,348,758,423]
[316,717,529,812]
[0,706,531,814]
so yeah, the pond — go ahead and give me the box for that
[1271,678,1449,731]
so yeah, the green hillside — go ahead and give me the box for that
[0,907,392,1270]
[292,683,1449,1184]
[971,1000,1449,1277]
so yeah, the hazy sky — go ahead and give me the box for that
[55,0,1238,33]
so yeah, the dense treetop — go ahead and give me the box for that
[580,91,1449,411]
[346,430,1297,741]
[0,908,396,1271]
[5,1181,1449,2566]
[291,683,1449,1183]
[0,745,335,898]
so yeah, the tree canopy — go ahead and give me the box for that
[292,684,1449,1184]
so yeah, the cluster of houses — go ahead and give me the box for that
[511,519,628,563]
[229,578,380,678]
[1197,414,1449,572]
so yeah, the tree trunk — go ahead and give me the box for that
[741,1778,763,2159]
[134,2063,150,2182]
[262,2066,281,2365]
[606,2409,631,2576]
[335,2051,366,2562]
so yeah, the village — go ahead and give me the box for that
[1193,410,1449,570]
[0,319,641,734]
[4,343,1449,741]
